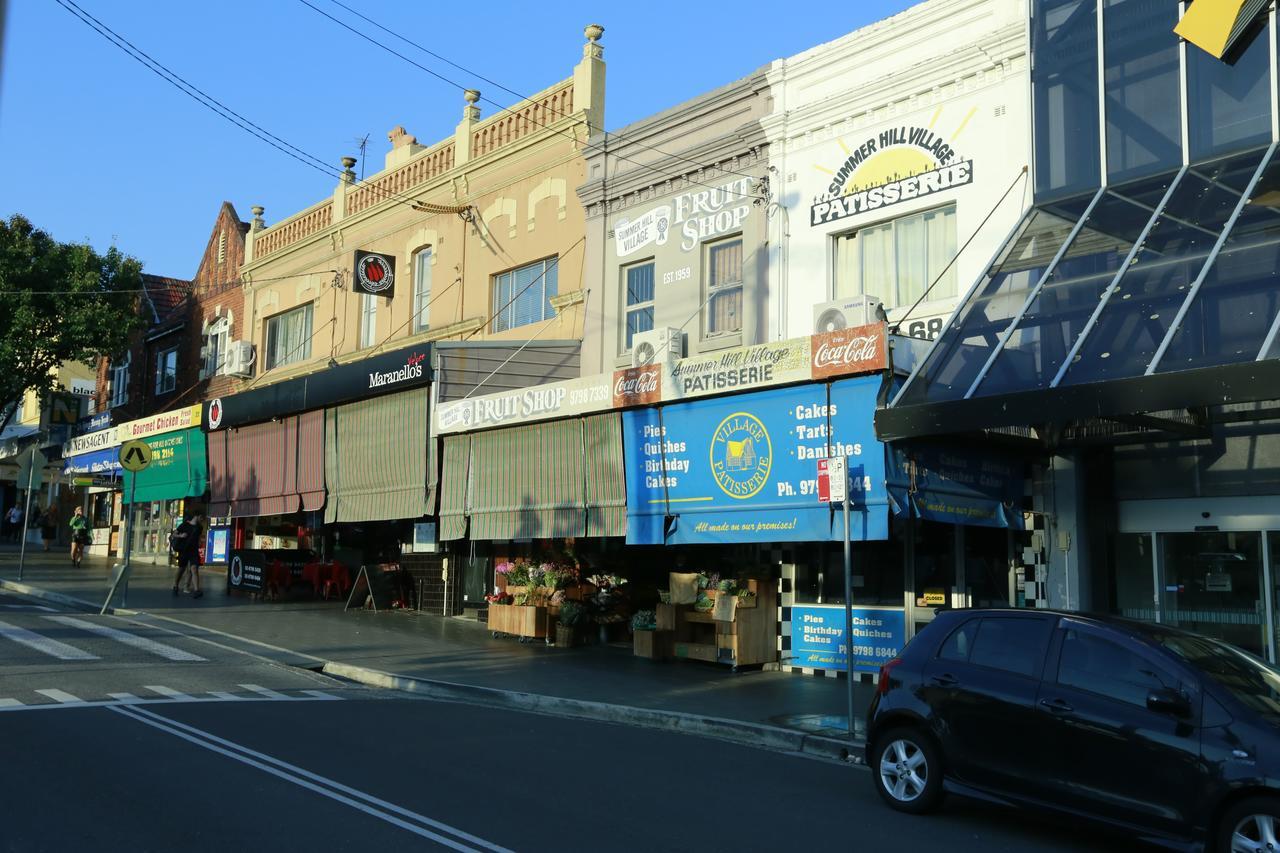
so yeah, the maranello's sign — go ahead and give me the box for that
[616,177,754,256]
[369,351,426,389]
[809,126,973,226]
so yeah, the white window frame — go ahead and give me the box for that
[491,257,559,332]
[834,203,958,310]
[359,292,378,349]
[109,353,130,408]
[154,346,178,395]
[622,259,656,352]
[704,236,744,338]
[203,317,230,378]
[412,248,432,333]
[264,303,314,370]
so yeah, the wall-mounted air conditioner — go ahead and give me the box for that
[813,295,885,334]
[223,341,256,377]
[631,327,683,368]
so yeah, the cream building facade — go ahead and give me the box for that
[236,26,606,387]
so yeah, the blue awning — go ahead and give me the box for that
[886,444,1023,529]
[63,447,122,478]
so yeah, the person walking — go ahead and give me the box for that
[4,505,20,543]
[170,512,204,599]
[39,504,58,552]
[68,507,89,568]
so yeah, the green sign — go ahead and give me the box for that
[122,428,207,504]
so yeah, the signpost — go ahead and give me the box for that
[15,447,46,581]
[102,440,151,613]
[827,454,856,739]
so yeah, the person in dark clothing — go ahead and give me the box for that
[170,512,205,598]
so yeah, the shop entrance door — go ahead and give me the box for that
[906,519,958,637]
[1158,531,1266,658]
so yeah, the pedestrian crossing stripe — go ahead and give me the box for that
[0,688,343,711]
[42,616,206,662]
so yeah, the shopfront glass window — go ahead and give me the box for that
[793,525,906,607]
[913,520,956,617]
[1187,16,1274,161]
[623,261,655,351]
[895,201,1090,405]
[1060,149,1267,385]
[978,176,1168,395]
[1156,153,1280,372]
[1109,532,1155,620]
[1102,0,1181,183]
[964,525,1012,607]
[1160,531,1265,657]
[1033,0,1102,201]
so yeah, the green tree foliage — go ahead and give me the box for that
[0,214,144,433]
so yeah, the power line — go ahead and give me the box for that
[320,0,761,184]
[295,0,765,203]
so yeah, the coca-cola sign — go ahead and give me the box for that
[810,323,886,379]
[612,366,662,408]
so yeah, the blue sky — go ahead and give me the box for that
[1,0,918,278]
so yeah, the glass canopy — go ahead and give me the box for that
[892,144,1280,409]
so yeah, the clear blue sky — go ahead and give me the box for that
[1,0,917,278]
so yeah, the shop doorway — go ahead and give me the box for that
[906,520,1017,638]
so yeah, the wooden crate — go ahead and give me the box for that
[673,642,718,662]
[633,629,672,660]
[488,604,548,638]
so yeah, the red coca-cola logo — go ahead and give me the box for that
[612,366,662,406]
[811,323,886,378]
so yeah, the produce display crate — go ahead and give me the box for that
[488,604,549,641]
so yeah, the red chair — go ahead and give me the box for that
[323,562,350,600]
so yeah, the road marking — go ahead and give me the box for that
[112,705,512,853]
[0,692,343,712]
[206,692,249,701]
[144,685,196,702]
[0,619,98,660]
[43,616,206,661]
[238,683,291,700]
[35,689,84,704]
[300,690,340,701]
[0,698,24,707]
[106,693,145,704]
[0,604,56,612]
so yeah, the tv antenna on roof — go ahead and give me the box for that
[353,134,371,180]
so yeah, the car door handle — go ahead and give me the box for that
[929,673,958,687]
[1039,698,1074,714]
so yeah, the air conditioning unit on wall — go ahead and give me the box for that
[222,341,256,377]
[631,327,683,368]
[813,295,886,335]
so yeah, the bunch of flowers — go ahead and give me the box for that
[587,573,628,591]
[485,591,513,605]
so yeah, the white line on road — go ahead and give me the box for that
[0,698,24,707]
[238,683,291,700]
[35,689,84,704]
[0,604,55,612]
[42,616,207,661]
[113,705,513,853]
[205,692,249,701]
[0,620,98,660]
[106,693,145,704]
[299,690,340,700]
[143,686,196,702]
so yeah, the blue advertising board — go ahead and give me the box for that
[789,605,906,673]
[62,447,122,477]
[206,526,230,564]
[887,444,1024,529]
[622,377,888,545]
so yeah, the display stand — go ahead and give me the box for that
[656,579,776,670]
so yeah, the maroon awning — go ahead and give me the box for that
[208,411,325,518]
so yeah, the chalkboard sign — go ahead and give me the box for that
[345,563,402,612]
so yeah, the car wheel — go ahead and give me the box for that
[870,727,943,814]
[1218,796,1280,853]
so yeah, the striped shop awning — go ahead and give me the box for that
[207,411,324,518]
[438,434,470,541]
[583,412,626,537]
[468,419,586,540]
[324,386,433,524]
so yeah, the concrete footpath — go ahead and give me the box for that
[0,546,872,760]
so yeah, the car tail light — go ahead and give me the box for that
[876,657,903,695]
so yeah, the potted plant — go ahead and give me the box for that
[632,609,665,659]
[556,600,584,647]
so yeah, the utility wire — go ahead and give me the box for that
[320,0,761,184]
[295,0,765,203]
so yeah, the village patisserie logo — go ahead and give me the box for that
[710,412,771,499]
[809,114,975,227]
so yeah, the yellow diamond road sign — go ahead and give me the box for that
[119,440,152,473]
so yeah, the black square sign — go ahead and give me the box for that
[353,250,396,298]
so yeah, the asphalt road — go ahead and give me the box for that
[0,590,1150,851]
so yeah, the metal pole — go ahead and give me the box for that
[101,477,135,614]
[17,450,35,581]
[842,461,854,739]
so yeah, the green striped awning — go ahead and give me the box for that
[324,386,432,523]
[583,412,626,537]
[438,434,470,541]
[468,419,585,540]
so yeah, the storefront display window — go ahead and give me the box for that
[1187,15,1274,161]
[964,525,1013,608]
[1109,532,1155,620]
[1159,531,1265,658]
[1033,0,1101,201]
[792,522,906,607]
[912,520,956,631]
[90,492,112,529]
[132,499,183,557]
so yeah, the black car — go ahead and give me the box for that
[865,609,1280,852]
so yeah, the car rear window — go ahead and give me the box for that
[1157,633,1280,718]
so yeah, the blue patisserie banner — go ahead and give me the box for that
[622,377,888,545]
[789,605,906,673]
[886,444,1024,530]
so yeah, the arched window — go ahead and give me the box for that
[412,248,432,333]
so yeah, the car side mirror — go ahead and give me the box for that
[1146,688,1191,718]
